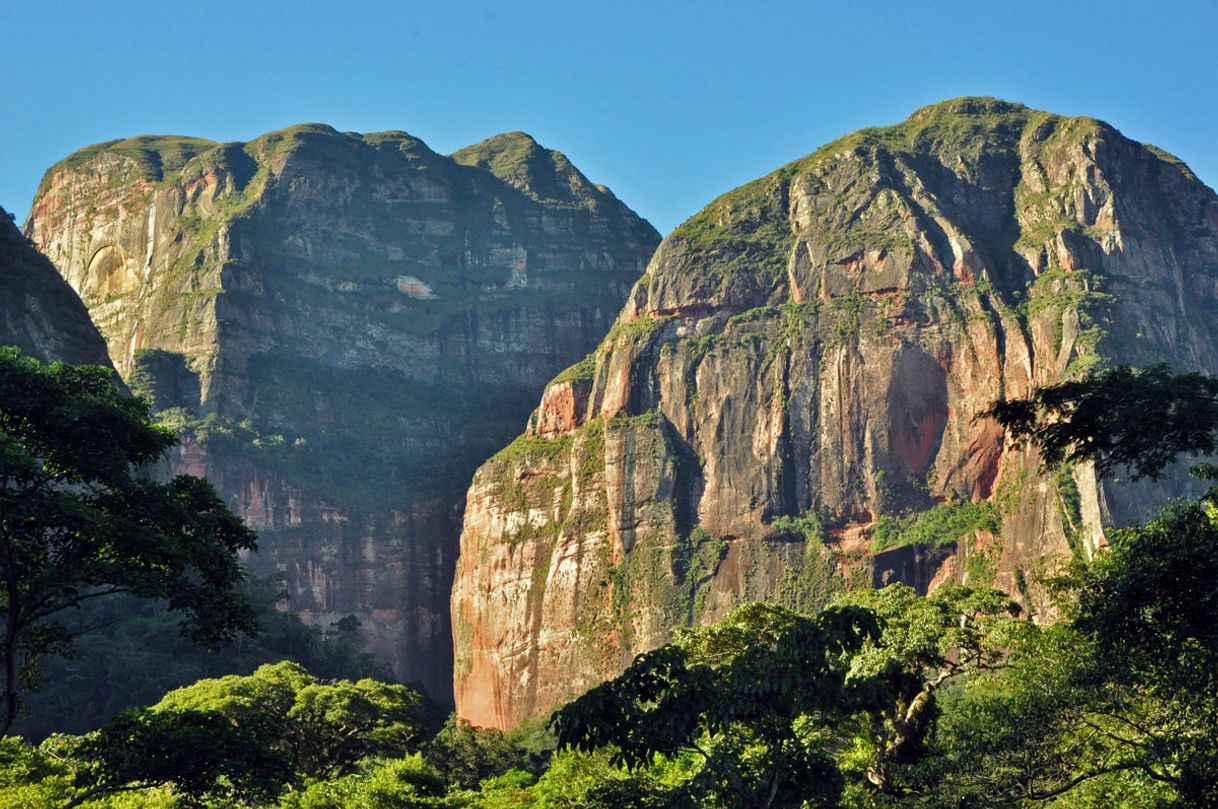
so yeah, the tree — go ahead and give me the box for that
[982,363,1218,480]
[976,365,1218,804]
[154,660,424,782]
[927,623,1173,808]
[922,502,1218,808]
[0,734,73,806]
[1068,499,1218,804]
[58,707,285,807]
[0,661,425,806]
[0,348,257,735]
[423,716,538,790]
[552,603,880,808]
[831,584,1026,795]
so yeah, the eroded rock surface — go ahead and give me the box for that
[453,98,1218,729]
[26,126,659,698]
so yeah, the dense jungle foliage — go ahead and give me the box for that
[3,355,1218,807]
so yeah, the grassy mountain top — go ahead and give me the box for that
[36,135,217,195]
[452,131,604,207]
[33,124,631,215]
[243,123,438,164]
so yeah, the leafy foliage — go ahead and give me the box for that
[154,661,423,782]
[423,717,545,791]
[983,363,1218,479]
[871,501,1001,552]
[769,510,824,544]
[553,603,880,808]
[916,497,1218,807]
[832,585,1026,793]
[0,348,257,735]
[1068,499,1218,804]
[64,707,286,807]
[279,755,459,809]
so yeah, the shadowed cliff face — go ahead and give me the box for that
[0,205,111,366]
[25,125,660,699]
[452,97,1218,729]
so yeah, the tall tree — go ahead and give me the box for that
[1070,499,1218,804]
[59,707,285,808]
[973,365,1218,804]
[552,603,880,808]
[0,348,257,734]
[831,584,1026,795]
[926,502,1218,807]
[154,660,424,782]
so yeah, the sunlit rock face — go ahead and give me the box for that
[0,205,111,367]
[25,125,660,699]
[452,98,1218,729]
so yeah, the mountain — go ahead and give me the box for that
[451,97,1218,729]
[25,125,660,699]
[0,205,111,366]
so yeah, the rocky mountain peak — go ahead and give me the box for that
[451,99,1218,729]
[35,135,218,200]
[25,124,660,699]
[452,131,605,208]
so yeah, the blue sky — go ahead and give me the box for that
[2,0,1215,234]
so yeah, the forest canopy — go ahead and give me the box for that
[4,360,1218,807]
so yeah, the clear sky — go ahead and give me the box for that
[3,0,1215,235]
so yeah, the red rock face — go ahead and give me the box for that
[532,380,591,437]
[453,99,1218,729]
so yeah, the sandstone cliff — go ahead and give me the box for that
[452,98,1218,729]
[25,126,659,698]
[0,205,111,366]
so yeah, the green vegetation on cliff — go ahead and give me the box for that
[659,96,1185,323]
[872,500,1002,552]
[550,353,597,384]
[669,98,1045,274]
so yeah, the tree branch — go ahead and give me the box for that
[62,780,159,809]
[26,587,128,624]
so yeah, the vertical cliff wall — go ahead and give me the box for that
[25,127,660,698]
[452,98,1218,729]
